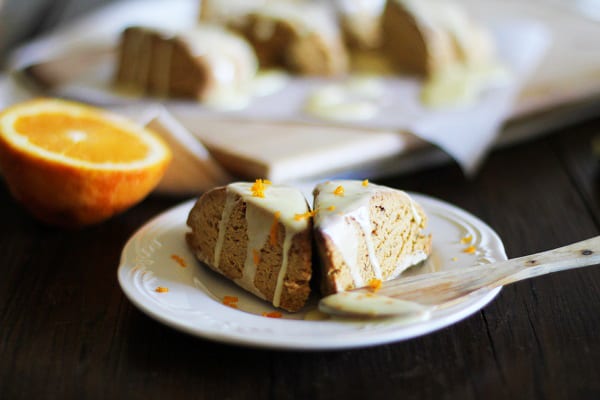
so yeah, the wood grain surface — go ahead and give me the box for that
[1,116,599,399]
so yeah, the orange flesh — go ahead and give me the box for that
[14,113,150,163]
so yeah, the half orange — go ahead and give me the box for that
[0,99,172,227]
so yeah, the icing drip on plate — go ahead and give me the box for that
[304,76,383,122]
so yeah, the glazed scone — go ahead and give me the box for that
[186,180,312,312]
[231,2,349,76]
[115,25,257,101]
[313,180,431,295]
[381,0,495,77]
[334,0,386,50]
[199,0,269,27]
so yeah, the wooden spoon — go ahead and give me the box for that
[318,236,600,318]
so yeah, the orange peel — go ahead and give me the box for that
[0,99,171,227]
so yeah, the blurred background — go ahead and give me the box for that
[0,0,599,185]
[1,0,599,65]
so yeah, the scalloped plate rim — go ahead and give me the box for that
[117,193,506,350]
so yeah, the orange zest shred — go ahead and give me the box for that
[155,286,169,293]
[333,185,345,196]
[362,179,369,187]
[253,248,261,266]
[262,311,283,318]
[367,278,382,292]
[463,245,477,254]
[327,205,336,211]
[294,210,316,221]
[270,211,281,246]
[223,295,239,308]
[251,178,271,198]
[460,235,473,244]
[170,254,187,267]
[451,257,458,262]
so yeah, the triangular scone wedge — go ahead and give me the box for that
[186,181,312,312]
[313,180,432,295]
[381,0,494,77]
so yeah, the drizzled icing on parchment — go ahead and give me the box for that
[213,182,309,307]
[313,180,424,288]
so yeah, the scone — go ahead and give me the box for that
[381,0,495,77]
[313,180,431,295]
[334,0,386,50]
[199,0,269,27]
[115,24,257,101]
[230,2,349,76]
[186,180,312,312]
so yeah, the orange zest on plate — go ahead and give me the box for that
[463,245,477,254]
[460,235,473,244]
[223,295,239,308]
[262,311,283,318]
[171,254,187,267]
[0,98,171,227]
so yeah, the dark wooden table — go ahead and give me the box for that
[1,116,599,399]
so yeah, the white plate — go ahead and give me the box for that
[118,193,506,350]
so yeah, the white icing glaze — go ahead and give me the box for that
[345,76,385,99]
[201,0,268,25]
[215,182,309,308]
[393,0,508,108]
[389,250,428,280]
[304,77,383,122]
[335,0,386,17]
[421,63,510,108]
[202,89,252,111]
[119,24,258,104]
[319,291,431,319]
[334,0,385,49]
[249,70,290,97]
[396,0,462,35]
[179,25,258,91]
[313,180,424,289]
[397,0,495,66]
[354,203,383,280]
[238,202,271,298]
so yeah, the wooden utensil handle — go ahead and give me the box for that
[374,236,600,304]
[498,235,600,284]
